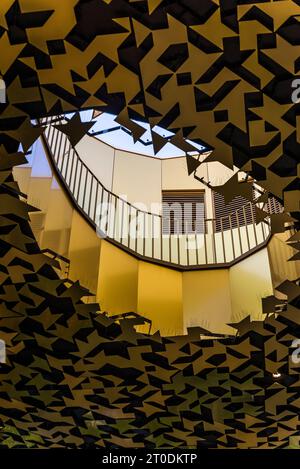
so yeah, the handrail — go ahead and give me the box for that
[42,116,162,218]
[40,116,281,270]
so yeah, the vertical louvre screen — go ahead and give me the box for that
[253,185,283,214]
[162,191,205,234]
[265,196,283,214]
[213,192,254,231]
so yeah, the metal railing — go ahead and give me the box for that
[40,117,278,269]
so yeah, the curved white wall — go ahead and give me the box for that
[75,134,237,218]
[113,149,162,214]
[76,136,115,191]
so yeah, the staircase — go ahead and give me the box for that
[12,128,277,337]
[40,116,273,270]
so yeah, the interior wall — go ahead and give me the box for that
[77,135,221,216]
[267,232,300,298]
[76,136,115,190]
[13,139,280,338]
[205,161,237,186]
[161,157,215,220]
[40,180,73,257]
[60,133,250,229]
[162,157,207,191]
[112,149,162,213]
[68,210,101,297]
[13,167,32,195]
[182,269,233,335]
[137,261,183,336]
[229,247,274,322]
[97,240,139,314]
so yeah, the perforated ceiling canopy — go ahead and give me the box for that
[0,0,299,450]
[0,0,299,213]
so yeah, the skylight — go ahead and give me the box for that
[77,110,205,158]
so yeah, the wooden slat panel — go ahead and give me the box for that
[213,192,253,231]
[162,191,205,234]
[265,196,283,214]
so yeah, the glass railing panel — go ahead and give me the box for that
[52,128,60,163]
[97,188,109,237]
[152,216,162,260]
[76,165,86,209]
[88,174,97,221]
[178,235,188,266]
[54,130,62,163]
[86,175,97,222]
[265,219,271,240]
[162,235,171,263]
[186,234,197,266]
[204,233,216,264]
[223,230,234,263]
[91,181,99,224]
[63,135,72,160]
[214,231,226,263]
[56,132,66,171]
[105,192,113,239]
[128,207,138,252]
[194,233,204,264]
[239,225,250,254]
[119,201,130,248]
[82,170,92,215]
[231,226,243,259]
[170,234,179,264]
[65,149,75,187]
[246,224,257,250]
[142,212,152,258]
[255,221,265,245]
[61,137,71,178]
[112,197,122,243]
[261,219,270,242]
[44,122,51,141]
[70,155,80,200]
[107,201,114,240]
[144,229,153,259]
[47,125,56,159]
[136,211,146,255]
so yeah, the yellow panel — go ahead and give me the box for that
[113,150,162,213]
[24,177,53,212]
[137,261,183,336]
[97,240,139,314]
[40,184,73,257]
[13,167,32,196]
[68,210,101,296]
[229,248,274,322]
[43,188,73,231]
[183,269,233,335]
[267,233,300,291]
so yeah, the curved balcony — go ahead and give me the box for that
[41,117,278,270]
